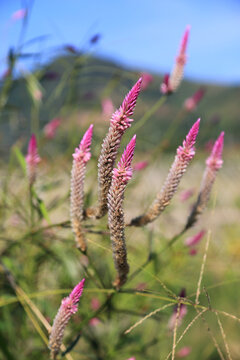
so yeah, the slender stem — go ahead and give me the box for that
[129,95,167,135]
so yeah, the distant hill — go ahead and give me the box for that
[0,54,239,156]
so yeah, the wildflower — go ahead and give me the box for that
[168,289,187,331]
[26,134,41,186]
[89,317,101,327]
[129,119,200,226]
[91,297,100,311]
[176,346,192,358]
[33,89,42,102]
[184,88,205,112]
[184,230,205,247]
[86,78,142,219]
[161,26,190,94]
[44,118,61,139]
[133,161,148,172]
[141,72,153,90]
[101,98,114,117]
[49,279,85,359]
[70,125,93,251]
[160,74,170,94]
[11,9,27,21]
[185,132,224,230]
[189,248,197,256]
[108,135,136,288]
[179,188,194,202]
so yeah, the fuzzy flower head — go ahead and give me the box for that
[133,161,148,172]
[206,132,224,171]
[73,124,93,163]
[110,78,142,131]
[141,72,153,90]
[179,188,194,202]
[49,279,85,357]
[101,98,114,117]
[161,73,171,94]
[184,230,206,247]
[113,135,136,183]
[61,279,85,314]
[176,25,190,65]
[26,134,41,165]
[176,347,192,358]
[44,118,61,139]
[26,134,41,185]
[177,118,200,161]
[184,88,205,112]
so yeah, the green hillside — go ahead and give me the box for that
[1,53,239,156]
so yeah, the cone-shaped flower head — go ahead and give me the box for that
[206,132,224,170]
[176,347,192,358]
[141,72,153,90]
[113,135,136,183]
[86,78,141,219]
[73,124,93,163]
[133,161,148,172]
[71,125,93,251]
[108,136,136,288]
[25,134,41,186]
[49,279,85,358]
[184,230,205,247]
[185,132,224,230]
[129,119,200,226]
[177,118,200,161]
[44,118,61,139]
[161,26,190,94]
[111,78,142,130]
[184,88,205,112]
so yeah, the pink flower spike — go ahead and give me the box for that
[184,88,205,112]
[49,279,85,357]
[177,118,200,161]
[44,118,61,139]
[133,161,148,172]
[73,124,93,163]
[127,358,136,360]
[26,134,41,185]
[206,132,224,170]
[176,346,192,358]
[160,73,171,94]
[121,78,142,117]
[178,25,190,61]
[11,9,27,21]
[179,188,194,202]
[141,72,153,90]
[89,317,101,327]
[101,98,114,117]
[113,135,136,183]
[189,248,198,256]
[184,230,206,247]
[91,298,101,311]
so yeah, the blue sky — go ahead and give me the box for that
[0,0,239,84]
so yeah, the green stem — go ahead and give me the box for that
[129,95,167,135]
